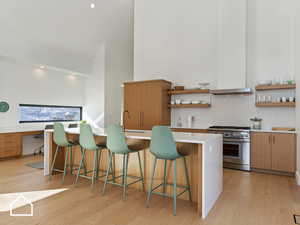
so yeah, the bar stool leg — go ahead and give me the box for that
[146,157,157,207]
[62,147,69,183]
[111,153,116,182]
[49,146,59,180]
[122,154,126,185]
[102,151,113,195]
[183,157,192,201]
[173,159,177,216]
[80,147,87,176]
[75,149,86,185]
[123,154,129,200]
[96,149,102,179]
[163,160,167,196]
[92,150,98,188]
[137,152,145,191]
[70,147,73,175]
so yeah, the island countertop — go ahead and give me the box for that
[59,128,223,145]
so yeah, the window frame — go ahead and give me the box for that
[19,104,83,123]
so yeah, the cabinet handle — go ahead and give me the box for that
[139,112,142,128]
[269,135,272,144]
[273,135,275,144]
[141,112,143,128]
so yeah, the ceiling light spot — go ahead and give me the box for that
[39,65,45,69]
[90,3,95,9]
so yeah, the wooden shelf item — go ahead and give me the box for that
[168,89,210,95]
[255,84,296,91]
[255,102,295,107]
[168,104,211,108]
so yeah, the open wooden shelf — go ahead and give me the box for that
[168,89,210,95]
[255,102,295,107]
[255,84,296,91]
[168,104,211,108]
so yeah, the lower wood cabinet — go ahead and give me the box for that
[251,132,296,173]
[0,133,22,159]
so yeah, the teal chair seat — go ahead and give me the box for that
[102,124,144,200]
[146,126,192,216]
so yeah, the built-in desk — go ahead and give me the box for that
[0,129,43,159]
[44,128,223,219]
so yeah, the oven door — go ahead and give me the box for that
[223,140,250,165]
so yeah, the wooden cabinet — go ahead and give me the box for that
[124,80,171,130]
[0,133,22,158]
[251,132,296,173]
[271,133,296,173]
[251,132,272,170]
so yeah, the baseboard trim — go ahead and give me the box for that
[251,168,295,177]
[296,171,300,186]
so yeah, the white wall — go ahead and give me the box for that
[217,0,247,89]
[134,0,296,129]
[0,59,85,129]
[0,59,86,155]
[84,44,106,128]
[295,0,300,182]
[247,0,295,87]
[104,0,134,126]
[134,0,219,89]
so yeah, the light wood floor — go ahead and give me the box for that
[0,155,300,225]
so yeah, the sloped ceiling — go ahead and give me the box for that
[0,0,119,74]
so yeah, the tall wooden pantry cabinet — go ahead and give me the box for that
[123,80,171,130]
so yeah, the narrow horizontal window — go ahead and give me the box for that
[19,104,82,123]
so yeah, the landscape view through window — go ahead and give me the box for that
[19,105,82,123]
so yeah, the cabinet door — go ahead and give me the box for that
[271,133,296,173]
[251,132,272,170]
[139,82,162,130]
[123,83,142,129]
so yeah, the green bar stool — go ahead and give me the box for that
[75,123,111,188]
[49,122,84,183]
[146,126,192,216]
[102,124,144,200]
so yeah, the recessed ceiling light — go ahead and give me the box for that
[90,3,95,9]
[39,65,45,69]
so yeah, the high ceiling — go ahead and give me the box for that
[0,0,128,74]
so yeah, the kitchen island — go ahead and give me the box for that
[44,128,223,219]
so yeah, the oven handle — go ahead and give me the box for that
[224,138,250,143]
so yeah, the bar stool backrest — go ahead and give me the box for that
[150,126,180,160]
[107,124,129,154]
[80,123,98,150]
[53,123,69,147]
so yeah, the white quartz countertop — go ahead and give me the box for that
[0,126,44,134]
[172,127,297,134]
[47,128,222,144]
[2,125,296,135]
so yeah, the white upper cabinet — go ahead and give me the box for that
[217,0,247,89]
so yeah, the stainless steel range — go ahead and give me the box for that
[208,126,251,171]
